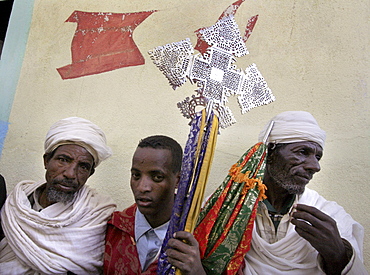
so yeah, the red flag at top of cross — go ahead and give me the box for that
[194,0,258,55]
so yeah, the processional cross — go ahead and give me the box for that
[148,1,275,274]
[149,2,275,128]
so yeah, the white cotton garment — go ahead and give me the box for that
[0,180,116,275]
[242,188,367,275]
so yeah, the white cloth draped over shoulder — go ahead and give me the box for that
[243,188,367,275]
[0,180,116,275]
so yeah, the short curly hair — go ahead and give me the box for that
[138,135,183,173]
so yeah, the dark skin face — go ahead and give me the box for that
[130,147,180,228]
[40,144,94,208]
[264,141,322,210]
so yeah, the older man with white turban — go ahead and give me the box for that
[0,117,116,275]
[241,111,367,274]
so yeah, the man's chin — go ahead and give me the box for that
[46,187,76,203]
[136,205,153,215]
[285,185,305,195]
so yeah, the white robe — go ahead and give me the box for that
[242,188,368,275]
[0,180,116,275]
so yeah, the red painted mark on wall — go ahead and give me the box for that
[57,10,157,80]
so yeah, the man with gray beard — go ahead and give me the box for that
[165,111,367,274]
[240,111,367,275]
[0,117,116,275]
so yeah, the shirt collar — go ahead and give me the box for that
[263,194,296,215]
[134,209,169,242]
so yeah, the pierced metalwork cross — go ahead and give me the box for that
[149,13,275,129]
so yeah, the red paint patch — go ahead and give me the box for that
[57,10,157,79]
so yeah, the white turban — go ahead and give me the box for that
[44,117,112,167]
[258,111,326,148]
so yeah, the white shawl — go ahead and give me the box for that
[0,180,116,275]
[243,188,366,275]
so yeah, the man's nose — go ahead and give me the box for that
[63,163,78,179]
[137,177,152,193]
[305,155,321,173]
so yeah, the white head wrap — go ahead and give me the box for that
[44,117,112,167]
[258,111,326,148]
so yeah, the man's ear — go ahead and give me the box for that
[266,152,274,164]
[174,171,181,189]
[266,145,278,164]
[43,154,49,169]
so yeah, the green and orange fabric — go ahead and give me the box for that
[193,142,267,275]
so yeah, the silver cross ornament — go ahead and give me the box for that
[148,14,275,129]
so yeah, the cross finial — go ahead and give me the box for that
[149,10,275,129]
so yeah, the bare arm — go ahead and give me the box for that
[291,204,351,275]
[166,231,206,275]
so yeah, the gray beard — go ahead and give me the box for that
[46,185,76,203]
[267,166,305,195]
[275,180,305,195]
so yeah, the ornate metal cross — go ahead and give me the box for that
[149,11,275,129]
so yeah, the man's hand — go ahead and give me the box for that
[291,204,350,275]
[166,231,206,275]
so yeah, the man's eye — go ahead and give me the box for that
[58,157,68,162]
[131,173,140,180]
[153,175,164,182]
[80,164,90,171]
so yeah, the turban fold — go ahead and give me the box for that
[258,111,326,148]
[44,117,112,167]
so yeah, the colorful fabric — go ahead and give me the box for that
[193,142,267,275]
[104,204,158,275]
[44,117,112,167]
[184,110,219,233]
[258,111,326,148]
[0,180,116,274]
[157,109,219,274]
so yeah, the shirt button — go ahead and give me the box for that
[148,250,157,257]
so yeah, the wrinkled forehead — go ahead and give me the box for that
[52,144,95,163]
[272,141,324,157]
[285,141,323,152]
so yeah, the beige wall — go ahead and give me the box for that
[1,0,369,270]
